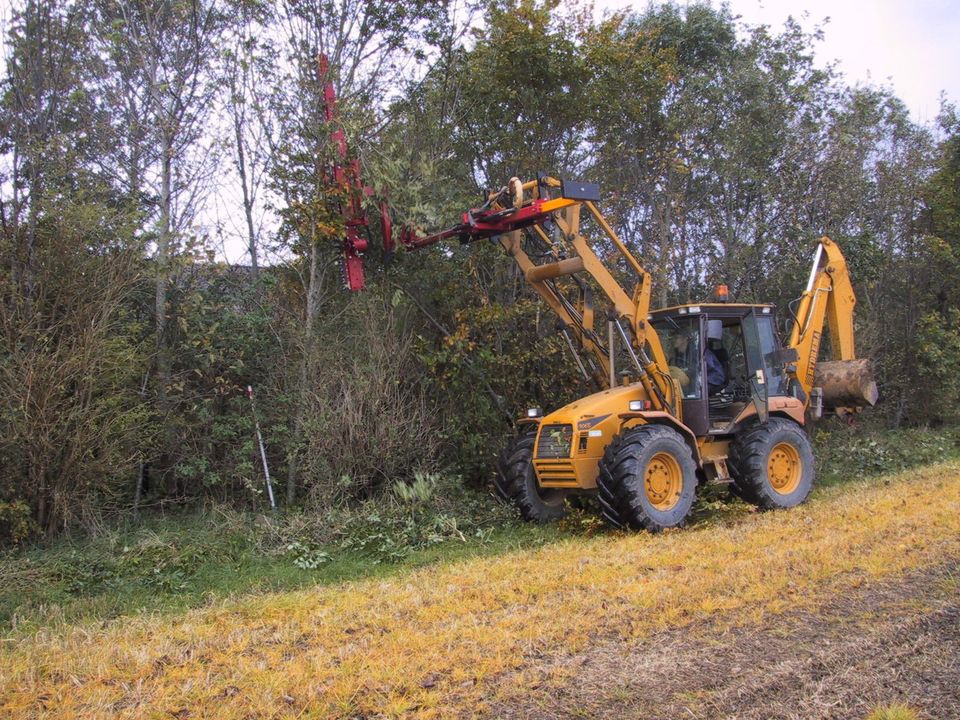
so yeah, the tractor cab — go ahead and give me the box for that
[649,304,791,436]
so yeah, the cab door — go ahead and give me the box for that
[741,311,769,424]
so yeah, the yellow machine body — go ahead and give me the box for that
[529,304,808,492]
[361,171,874,528]
[465,177,869,495]
[531,384,646,489]
[421,175,871,506]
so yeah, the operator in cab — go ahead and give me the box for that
[706,319,727,395]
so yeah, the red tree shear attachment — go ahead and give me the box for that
[391,177,599,253]
[318,54,391,291]
[320,56,598,290]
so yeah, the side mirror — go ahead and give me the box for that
[765,347,799,366]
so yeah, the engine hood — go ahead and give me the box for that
[541,382,648,426]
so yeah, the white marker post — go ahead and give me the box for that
[247,385,276,511]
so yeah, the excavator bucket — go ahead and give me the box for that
[814,358,879,411]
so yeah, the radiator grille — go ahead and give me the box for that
[534,459,578,485]
[537,424,573,459]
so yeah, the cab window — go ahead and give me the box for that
[756,315,787,395]
[653,316,702,400]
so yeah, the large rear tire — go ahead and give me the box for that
[494,428,567,522]
[729,418,814,509]
[597,424,697,532]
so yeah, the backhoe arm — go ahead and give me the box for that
[788,237,876,412]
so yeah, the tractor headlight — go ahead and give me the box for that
[628,400,649,412]
[526,407,542,418]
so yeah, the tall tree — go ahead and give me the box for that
[1,0,150,535]
[1,0,89,309]
[219,0,277,277]
[922,105,960,315]
[94,0,223,401]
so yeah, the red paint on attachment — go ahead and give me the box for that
[381,201,394,256]
[396,199,558,250]
[319,53,377,291]
[320,53,569,286]
[343,246,366,291]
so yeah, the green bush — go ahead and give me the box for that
[164,268,289,505]
[280,290,446,506]
[408,277,586,483]
[815,420,960,485]
[914,309,960,425]
[277,470,514,566]
[0,501,34,545]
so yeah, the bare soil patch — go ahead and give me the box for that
[484,562,960,719]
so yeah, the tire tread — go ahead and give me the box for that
[494,427,566,522]
[596,424,696,532]
[728,418,814,509]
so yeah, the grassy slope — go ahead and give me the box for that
[1,459,958,718]
[0,515,564,632]
[2,424,955,632]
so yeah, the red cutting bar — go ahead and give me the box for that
[397,199,557,250]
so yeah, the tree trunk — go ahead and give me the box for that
[287,221,323,506]
[656,193,670,307]
[232,98,259,279]
[23,166,40,314]
[155,139,174,492]
[156,142,172,389]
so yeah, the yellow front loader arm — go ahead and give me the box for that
[397,175,681,416]
[495,178,679,416]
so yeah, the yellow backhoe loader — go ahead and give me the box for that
[315,61,875,530]
[360,175,878,531]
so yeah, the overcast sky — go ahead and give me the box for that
[598,0,959,123]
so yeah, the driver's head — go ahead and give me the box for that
[707,319,723,341]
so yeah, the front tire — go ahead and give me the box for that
[729,418,814,509]
[597,425,697,532]
[494,428,567,522]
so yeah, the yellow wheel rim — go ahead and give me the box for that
[644,452,683,511]
[768,442,802,495]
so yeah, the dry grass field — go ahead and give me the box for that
[2,460,959,719]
